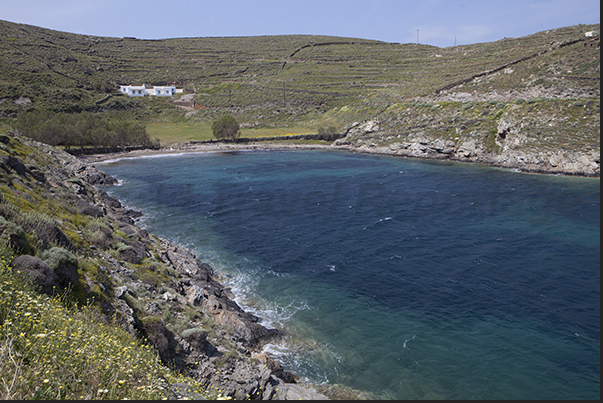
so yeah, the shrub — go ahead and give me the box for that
[181,327,207,339]
[13,111,154,149]
[0,216,30,254]
[212,115,240,140]
[40,247,79,289]
[18,212,72,251]
[317,125,340,140]
[84,218,114,250]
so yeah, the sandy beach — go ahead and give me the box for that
[76,142,336,164]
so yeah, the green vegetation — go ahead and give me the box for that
[0,19,598,150]
[0,127,233,400]
[0,259,207,400]
[211,114,240,140]
[12,110,158,150]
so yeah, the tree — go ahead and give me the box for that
[212,115,240,140]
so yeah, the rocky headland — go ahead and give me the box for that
[331,89,600,177]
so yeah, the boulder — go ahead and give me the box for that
[0,155,31,177]
[11,255,59,295]
[273,382,329,400]
[117,245,143,264]
[76,200,105,218]
[140,316,179,364]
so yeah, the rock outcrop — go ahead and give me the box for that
[56,148,328,400]
[333,95,600,177]
[1,136,328,400]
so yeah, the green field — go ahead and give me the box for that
[146,122,317,145]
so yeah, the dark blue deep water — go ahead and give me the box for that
[100,150,600,400]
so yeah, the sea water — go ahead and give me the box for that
[99,149,600,400]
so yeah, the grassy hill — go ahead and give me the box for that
[0,19,599,400]
[0,19,599,174]
[0,20,599,124]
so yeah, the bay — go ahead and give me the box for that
[100,149,600,400]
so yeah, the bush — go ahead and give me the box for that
[0,216,30,254]
[212,115,240,140]
[40,247,79,289]
[13,111,153,149]
[19,212,72,251]
[84,218,114,250]
[317,125,340,141]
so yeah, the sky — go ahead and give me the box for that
[0,0,600,48]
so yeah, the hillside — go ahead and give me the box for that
[0,20,600,400]
[0,20,599,175]
[0,127,332,399]
[0,20,599,112]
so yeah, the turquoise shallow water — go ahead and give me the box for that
[100,149,600,399]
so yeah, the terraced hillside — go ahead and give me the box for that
[0,19,600,175]
[0,20,598,113]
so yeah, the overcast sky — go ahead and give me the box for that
[0,0,599,48]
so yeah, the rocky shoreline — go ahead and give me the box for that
[79,135,599,178]
[62,129,599,400]
[49,146,330,400]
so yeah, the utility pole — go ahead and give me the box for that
[276,79,290,107]
[416,29,419,44]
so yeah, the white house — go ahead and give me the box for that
[119,85,178,97]
[153,86,176,97]
[120,85,147,97]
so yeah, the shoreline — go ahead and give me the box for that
[78,139,597,399]
[76,142,335,164]
[77,141,600,178]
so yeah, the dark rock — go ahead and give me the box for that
[183,328,210,352]
[0,155,31,177]
[99,190,122,208]
[117,245,143,264]
[11,255,59,295]
[254,353,297,383]
[78,204,105,217]
[140,316,179,364]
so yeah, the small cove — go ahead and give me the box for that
[100,149,600,399]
